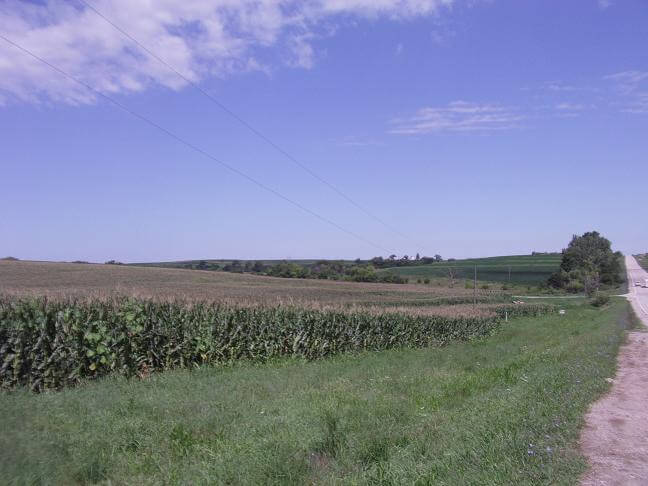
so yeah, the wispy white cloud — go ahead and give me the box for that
[336,135,384,147]
[598,0,613,10]
[553,102,598,117]
[545,82,579,92]
[390,101,523,134]
[0,0,458,105]
[619,93,648,114]
[604,70,648,113]
[555,103,588,111]
[604,71,648,93]
[521,81,600,96]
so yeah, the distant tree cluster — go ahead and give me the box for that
[184,258,409,283]
[263,261,407,283]
[104,260,124,265]
[368,254,443,268]
[179,253,452,284]
[245,253,449,283]
[548,231,623,295]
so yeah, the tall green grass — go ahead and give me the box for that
[0,297,551,391]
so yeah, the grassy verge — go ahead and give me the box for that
[0,299,632,484]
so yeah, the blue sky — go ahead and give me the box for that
[1,0,647,262]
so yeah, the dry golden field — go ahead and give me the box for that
[0,260,509,316]
[0,260,497,302]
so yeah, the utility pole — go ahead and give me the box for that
[473,265,477,308]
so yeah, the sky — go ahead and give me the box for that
[1,0,647,262]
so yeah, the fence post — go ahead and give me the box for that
[473,265,477,309]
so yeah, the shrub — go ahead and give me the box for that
[424,278,430,284]
[591,293,610,308]
[565,280,584,294]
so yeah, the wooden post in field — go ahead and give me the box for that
[473,265,477,309]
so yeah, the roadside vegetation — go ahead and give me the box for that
[0,298,634,484]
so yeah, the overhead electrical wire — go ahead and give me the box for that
[0,33,392,254]
[77,0,422,250]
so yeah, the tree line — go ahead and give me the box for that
[188,259,411,283]
[182,253,451,284]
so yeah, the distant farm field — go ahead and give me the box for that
[378,254,562,285]
[0,260,504,306]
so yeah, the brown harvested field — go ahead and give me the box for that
[0,260,503,307]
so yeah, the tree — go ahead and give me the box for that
[415,253,420,261]
[434,254,443,262]
[549,231,622,293]
[447,267,457,287]
[223,260,244,273]
[347,264,378,282]
[370,256,385,268]
[582,271,601,297]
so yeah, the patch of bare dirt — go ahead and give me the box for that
[581,332,648,485]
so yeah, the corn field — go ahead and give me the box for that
[0,296,553,391]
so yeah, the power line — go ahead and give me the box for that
[0,33,391,254]
[76,0,420,248]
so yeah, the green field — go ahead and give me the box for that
[0,298,634,484]
[378,254,563,285]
